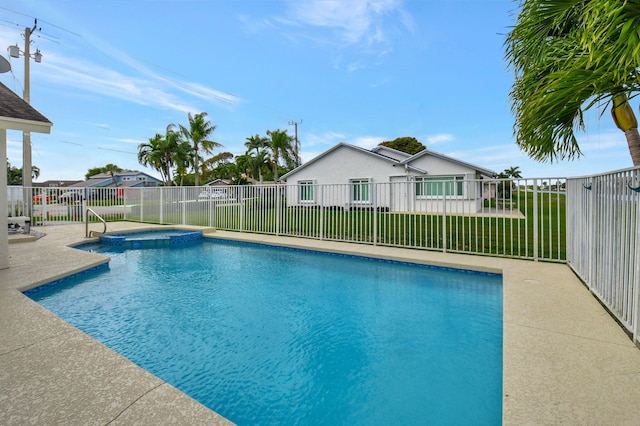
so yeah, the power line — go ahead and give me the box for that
[0,6,81,37]
[97,147,138,155]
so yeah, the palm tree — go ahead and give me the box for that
[505,0,640,165]
[245,134,268,154]
[245,134,269,183]
[173,140,193,186]
[499,166,522,179]
[266,129,295,182]
[138,124,181,186]
[234,153,251,181]
[179,112,222,186]
[248,150,270,183]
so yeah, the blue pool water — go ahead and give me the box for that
[27,239,503,425]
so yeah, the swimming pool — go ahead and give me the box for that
[27,238,503,424]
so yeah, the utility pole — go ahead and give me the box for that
[288,119,302,166]
[9,19,42,218]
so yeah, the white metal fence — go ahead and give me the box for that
[118,178,566,261]
[7,186,127,225]
[567,167,640,343]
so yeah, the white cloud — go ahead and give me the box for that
[38,56,199,114]
[300,150,323,164]
[302,131,346,148]
[16,26,241,118]
[273,0,413,67]
[426,134,454,145]
[351,136,383,149]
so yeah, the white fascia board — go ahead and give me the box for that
[0,116,52,134]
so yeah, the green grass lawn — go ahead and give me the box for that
[128,190,566,261]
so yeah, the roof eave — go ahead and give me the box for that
[0,116,52,134]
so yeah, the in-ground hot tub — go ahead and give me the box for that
[98,229,202,249]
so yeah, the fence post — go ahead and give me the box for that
[159,187,164,224]
[141,189,145,222]
[373,183,378,246]
[442,181,447,253]
[633,176,640,345]
[319,185,324,240]
[240,190,245,232]
[41,188,48,225]
[181,187,185,225]
[276,184,281,236]
[533,180,539,261]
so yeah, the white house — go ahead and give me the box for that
[280,142,496,213]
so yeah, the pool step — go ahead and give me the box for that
[99,230,202,249]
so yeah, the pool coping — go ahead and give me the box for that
[2,222,640,425]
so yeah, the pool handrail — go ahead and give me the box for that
[85,207,107,237]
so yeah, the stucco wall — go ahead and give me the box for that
[284,145,488,212]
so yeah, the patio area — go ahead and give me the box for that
[1,222,640,424]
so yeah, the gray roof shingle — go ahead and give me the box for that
[0,82,51,124]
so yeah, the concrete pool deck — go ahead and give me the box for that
[1,222,640,425]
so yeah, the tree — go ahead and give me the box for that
[7,161,41,184]
[505,0,640,165]
[86,164,123,180]
[266,129,296,182]
[496,166,522,200]
[497,166,522,179]
[137,125,183,186]
[248,150,270,183]
[245,134,269,183]
[200,152,234,183]
[179,112,222,186]
[379,137,426,154]
[7,160,22,185]
[173,140,193,186]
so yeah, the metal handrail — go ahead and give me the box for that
[85,207,107,237]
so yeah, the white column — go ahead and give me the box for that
[1,129,9,269]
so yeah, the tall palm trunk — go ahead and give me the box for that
[623,129,640,166]
[193,143,200,186]
[611,94,640,166]
[272,151,279,182]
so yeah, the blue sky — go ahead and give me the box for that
[0,0,634,182]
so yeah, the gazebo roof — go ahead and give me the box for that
[0,82,52,133]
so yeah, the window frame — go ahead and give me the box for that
[298,180,315,203]
[350,178,371,204]
[415,176,465,198]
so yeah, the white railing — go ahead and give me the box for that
[7,186,127,225]
[567,168,640,343]
[121,178,566,262]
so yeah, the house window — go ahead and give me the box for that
[299,180,314,202]
[416,176,464,197]
[351,179,370,203]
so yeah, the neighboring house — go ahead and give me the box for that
[69,170,162,189]
[280,142,496,213]
[34,180,82,188]
[204,178,232,187]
